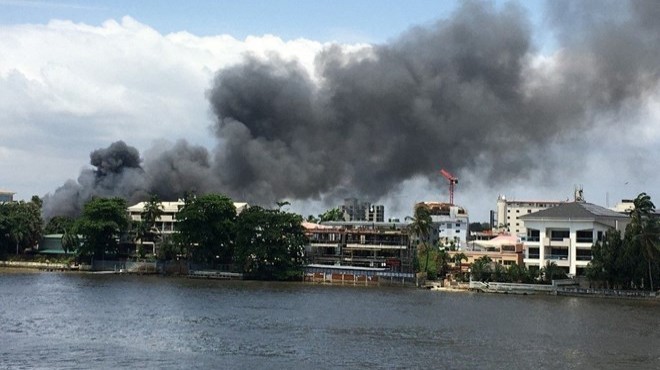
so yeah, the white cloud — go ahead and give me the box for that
[0,16,365,200]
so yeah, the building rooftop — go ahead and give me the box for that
[520,202,628,220]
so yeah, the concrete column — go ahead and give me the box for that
[539,229,546,267]
[569,228,577,276]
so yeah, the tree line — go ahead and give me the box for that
[1,193,307,280]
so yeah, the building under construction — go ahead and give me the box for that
[303,220,413,273]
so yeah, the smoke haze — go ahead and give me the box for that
[42,0,660,219]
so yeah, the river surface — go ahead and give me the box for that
[1,270,658,369]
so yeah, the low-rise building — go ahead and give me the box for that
[520,201,630,277]
[304,221,412,272]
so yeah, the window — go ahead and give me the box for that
[516,210,520,213]
[456,223,460,227]
[528,210,532,213]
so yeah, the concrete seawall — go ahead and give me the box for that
[0,260,70,270]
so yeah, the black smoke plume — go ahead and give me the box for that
[42,0,660,219]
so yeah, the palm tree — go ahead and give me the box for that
[629,193,659,291]
[407,204,433,275]
[138,195,164,256]
[436,249,451,279]
[453,252,468,271]
[471,255,493,282]
[541,261,563,284]
[61,228,79,256]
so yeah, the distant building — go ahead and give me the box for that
[495,195,564,236]
[341,198,385,222]
[610,199,634,213]
[416,202,469,249]
[0,189,15,203]
[520,201,629,277]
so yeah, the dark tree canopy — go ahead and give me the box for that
[0,200,43,256]
[75,197,129,259]
[234,206,306,280]
[175,193,236,265]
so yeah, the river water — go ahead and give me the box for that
[1,270,658,369]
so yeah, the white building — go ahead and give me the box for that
[127,200,249,254]
[520,201,629,277]
[417,202,469,249]
[495,195,564,236]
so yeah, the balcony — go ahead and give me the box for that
[576,237,594,245]
[544,237,570,247]
[526,253,540,259]
[546,254,569,261]
[576,255,593,261]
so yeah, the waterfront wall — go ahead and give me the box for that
[0,261,69,270]
[469,280,659,299]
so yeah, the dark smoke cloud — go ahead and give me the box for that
[42,0,660,218]
[208,0,660,202]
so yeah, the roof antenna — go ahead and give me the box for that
[574,185,585,202]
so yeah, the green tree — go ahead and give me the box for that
[234,206,307,280]
[61,228,79,256]
[319,207,344,222]
[627,193,659,291]
[470,256,493,282]
[175,193,236,266]
[587,230,625,289]
[507,263,535,283]
[435,249,451,279]
[452,252,468,270]
[134,194,165,257]
[0,200,43,255]
[75,197,130,259]
[407,204,433,275]
[541,261,564,284]
[44,215,75,234]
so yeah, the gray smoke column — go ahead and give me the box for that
[42,140,215,219]
[42,0,660,218]
[208,0,660,204]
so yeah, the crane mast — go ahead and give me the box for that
[440,169,458,205]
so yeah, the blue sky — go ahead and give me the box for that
[0,0,546,43]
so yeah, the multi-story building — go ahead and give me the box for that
[127,200,249,255]
[520,201,629,277]
[0,189,15,203]
[495,195,564,236]
[304,221,413,272]
[341,198,385,222]
[416,202,469,249]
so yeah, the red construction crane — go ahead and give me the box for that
[440,169,458,205]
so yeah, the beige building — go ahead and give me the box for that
[495,195,564,237]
